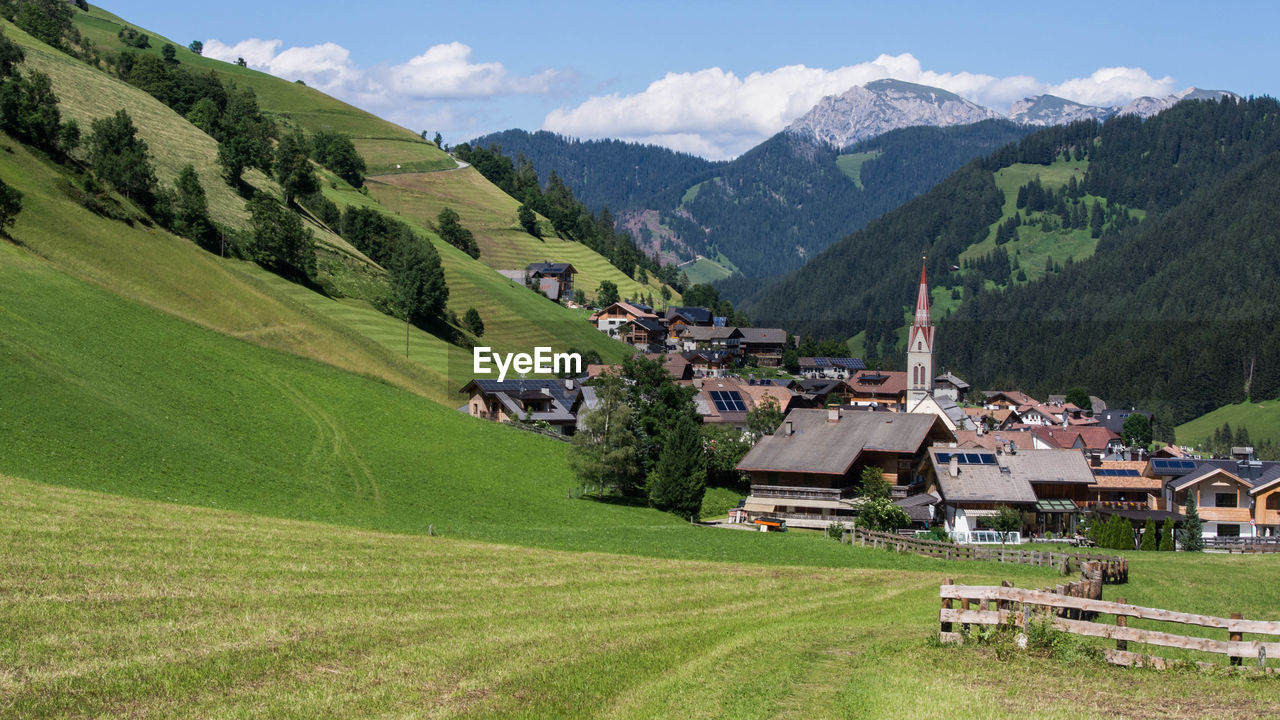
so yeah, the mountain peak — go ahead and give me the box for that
[786,80,1002,149]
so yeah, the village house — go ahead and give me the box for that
[590,300,659,334]
[616,317,667,353]
[983,390,1038,410]
[525,261,577,301]
[846,370,908,410]
[459,378,587,435]
[692,377,798,431]
[675,325,744,358]
[735,408,953,529]
[738,327,788,366]
[924,446,1095,538]
[932,372,970,402]
[792,378,850,408]
[682,349,732,378]
[797,357,866,379]
[1028,426,1123,455]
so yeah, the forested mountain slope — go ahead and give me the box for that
[745,97,1280,424]
[477,121,1032,279]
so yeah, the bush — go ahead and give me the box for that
[1139,518,1157,551]
[826,521,846,540]
[1159,517,1176,551]
[859,497,909,532]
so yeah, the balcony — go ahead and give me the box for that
[750,484,848,501]
[1080,500,1150,511]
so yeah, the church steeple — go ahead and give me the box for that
[912,263,932,331]
[907,261,934,407]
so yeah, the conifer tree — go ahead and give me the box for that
[645,414,706,521]
[1159,517,1175,551]
[1179,494,1204,551]
[1140,518,1157,551]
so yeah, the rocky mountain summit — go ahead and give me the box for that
[785,79,1003,148]
[789,80,1240,146]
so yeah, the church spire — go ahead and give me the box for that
[913,262,931,328]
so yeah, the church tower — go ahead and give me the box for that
[907,263,934,407]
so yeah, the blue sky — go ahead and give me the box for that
[101,1,1277,159]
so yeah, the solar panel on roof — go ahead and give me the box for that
[934,452,997,466]
[1152,459,1197,473]
[710,391,746,413]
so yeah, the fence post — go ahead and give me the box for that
[999,580,1011,624]
[941,578,954,635]
[1115,597,1128,652]
[1230,612,1243,666]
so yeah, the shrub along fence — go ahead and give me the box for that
[939,581,1280,672]
[845,527,1127,583]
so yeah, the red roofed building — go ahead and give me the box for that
[1029,426,1123,454]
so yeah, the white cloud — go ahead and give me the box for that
[1046,67,1176,107]
[543,53,1177,160]
[203,37,567,104]
[202,38,281,68]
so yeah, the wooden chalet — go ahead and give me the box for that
[618,317,667,353]
[738,327,788,366]
[591,301,658,334]
[846,370,907,410]
[526,261,577,301]
[459,378,585,435]
[676,325,743,358]
[735,409,953,529]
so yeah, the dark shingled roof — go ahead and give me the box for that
[737,409,944,475]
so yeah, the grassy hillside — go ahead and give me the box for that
[0,128,459,401]
[0,234,849,562]
[368,168,674,304]
[956,158,1146,287]
[1176,399,1280,451]
[73,6,456,174]
[5,476,1279,718]
[6,7,638,400]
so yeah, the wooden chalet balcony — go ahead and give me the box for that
[750,485,847,501]
[1259,510,1280,526]
[1080,500,1150,511]
[771,511,852,522]
[1192,507,1253,523]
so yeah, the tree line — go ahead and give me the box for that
[452,141,683,292]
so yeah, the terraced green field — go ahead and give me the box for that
[368,169,674,305]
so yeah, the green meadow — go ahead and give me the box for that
[1,8,1276,717]
[1176,399,1280,451]
[3,476,1278,719]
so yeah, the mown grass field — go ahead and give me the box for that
[368,169,674,305]
[0,130,454,402]
[1176,398,1280,451]
[4,476,1279,719]
[682,254,737,285]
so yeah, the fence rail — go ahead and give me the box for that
[845,527,1127,582]
[1204,536,1280,553]
[939,581,1280,671]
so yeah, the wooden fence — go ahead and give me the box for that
[845,527,1127,583]
[939,581,1280,671]
[1205,536,1280,553]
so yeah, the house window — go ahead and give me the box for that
[1218,524,1241,537]
[1215,492,1237,508]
